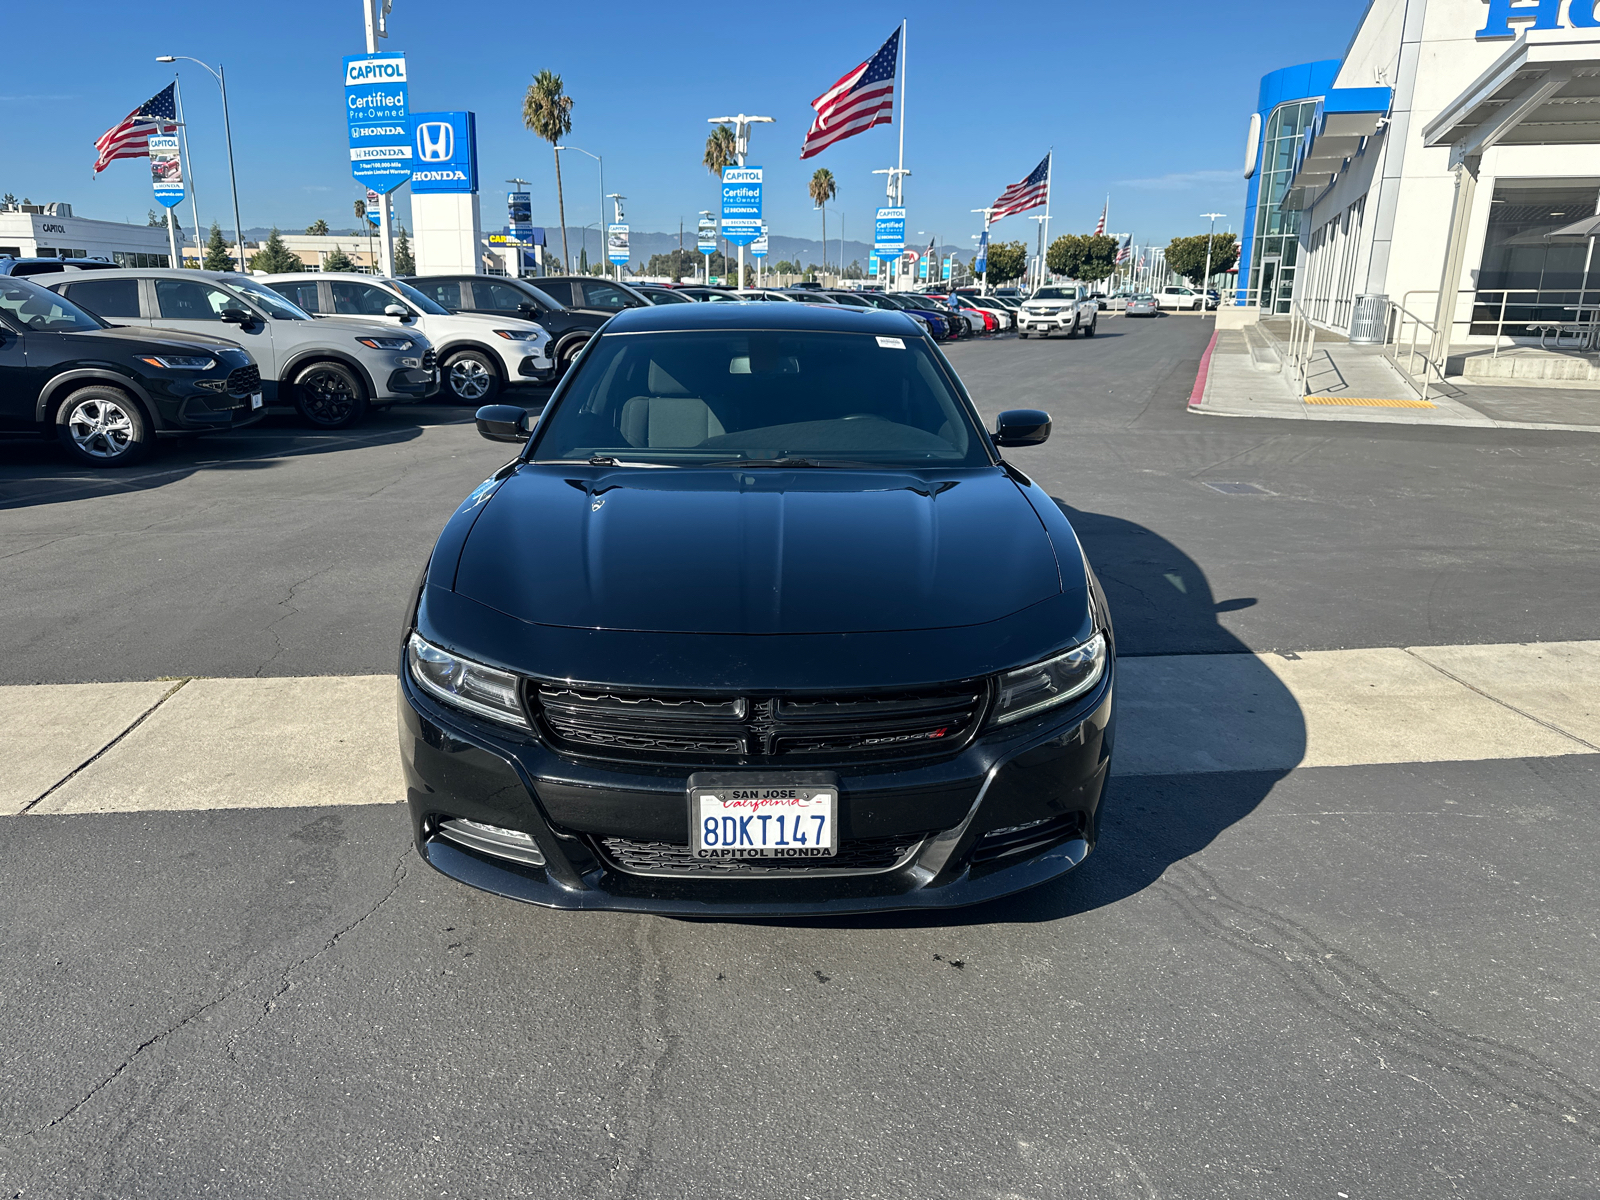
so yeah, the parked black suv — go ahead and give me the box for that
[406,275,609,376]
[527,275,651,313]
[0,255,122,278]
[0,275,263,466]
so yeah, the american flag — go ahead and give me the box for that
[1115,234,1131,264]
[93,83,179,174]
[800,28,899,160]
[991,153,1050,218]
[1094,202,1107,236]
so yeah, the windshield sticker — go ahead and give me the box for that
[875,336,905,349]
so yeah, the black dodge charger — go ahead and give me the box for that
[400,301,1114,915]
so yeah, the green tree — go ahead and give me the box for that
[808,168,836,271]
[393,225,415,275]
[202,221,235,272]
[1165,231,1239,285]
[1,193,16,209]
[322,247,356,272]
[247,227,303,274]
[353,199,366,224]
[306,218,329,236]
[1047,233,1119,283]
[578,244,589,274]
[983,240,1028,284]
[523,69,574,273]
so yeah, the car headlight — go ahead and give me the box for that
[406,633,529,729]
[356,336,414,350]
[493,328,544,341]
[137,355,216,370]
[989,632,1108,727]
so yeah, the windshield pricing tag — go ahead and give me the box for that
[876,336,905,349]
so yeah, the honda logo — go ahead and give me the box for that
[416,121,453,162]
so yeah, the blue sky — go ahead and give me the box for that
[5,0,1368,256]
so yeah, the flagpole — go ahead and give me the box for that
[895,18,906,291]
[174,76,203,267]
[1040,149,1053,290]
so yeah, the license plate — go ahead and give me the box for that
[250,392,263,410]
[689,773,838,860]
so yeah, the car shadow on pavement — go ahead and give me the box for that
[778,503,1306,931]
[0,404,471,512]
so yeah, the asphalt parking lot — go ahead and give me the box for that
[3,316,1598,1198]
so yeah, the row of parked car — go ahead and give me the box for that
[0,253,1112,467]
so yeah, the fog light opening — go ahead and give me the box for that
[435,817,546,867]
[972,813,1086,863]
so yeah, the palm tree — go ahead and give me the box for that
[704,124,736,177]
[809,168,836,274]
[523,70,574,271]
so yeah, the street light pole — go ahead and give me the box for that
[157,55,245,273]
[707,114,773,292]
[554,145,603,278]
[873,166,912,290]
[971,206,996,295]
[1201,212,1224,317]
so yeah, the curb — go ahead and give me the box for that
[1189,329,1220,409]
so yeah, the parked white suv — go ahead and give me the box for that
[1158,285,1208,311]
[1017,285,1098,338]
[39,268,439,428]
[260,273,554,404]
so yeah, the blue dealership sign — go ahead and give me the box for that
[344,52,411,195]
[409,111,477,194]
[975,229,989,276]
[720,166,762,246]
[874,207,905,255]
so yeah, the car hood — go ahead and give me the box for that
[88,325,249,352]
[431,311,544,334]
[452,465,1064,635]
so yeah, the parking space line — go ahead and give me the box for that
[5,640,1599,815]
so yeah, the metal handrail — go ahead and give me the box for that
[1285,300,1320,398]
[1385,293,1449,403]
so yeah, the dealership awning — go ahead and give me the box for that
[1280,86,1392,211]
[1422,30,1600,155]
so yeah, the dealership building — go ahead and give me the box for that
[1233,0,1600,363]
[0,203,173,266]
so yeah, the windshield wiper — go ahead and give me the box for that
[696,456,884,469]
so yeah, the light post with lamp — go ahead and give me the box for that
[1200,212,1225,316]
[554,145,603,277]
[707,114,773,291]
[155,54,245,273]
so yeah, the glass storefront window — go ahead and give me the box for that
[1249,98,1319,314]
[1471,180,1600,335]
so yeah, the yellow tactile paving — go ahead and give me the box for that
[1304,396,1436,408]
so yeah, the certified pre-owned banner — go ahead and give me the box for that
[607,224,630,265]
[697,218,717,255]
[720,166,762,247]
[345,52,410,195]
[874,207,906,255]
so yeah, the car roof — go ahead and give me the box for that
[603,298,920,336]
[21,267,266,286]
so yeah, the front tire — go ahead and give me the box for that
[557,337,589,376]
[1019,332,1030,339]
[55,386,153,468]
[1083,317,1097,337]
[444,350,501,405]
[293,361,368,429]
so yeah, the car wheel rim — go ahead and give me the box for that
[449,359,492,401]
[301,369,357,425]
[66,397,135,459]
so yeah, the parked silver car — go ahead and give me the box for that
[37,269,438,428]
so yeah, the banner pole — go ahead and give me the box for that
[175,76,203,266]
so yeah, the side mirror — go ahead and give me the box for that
[383,304,409,318]
[219,307,252,324]
[516,301,539,316]
[475,404,534,443]
[993,409,1051,447]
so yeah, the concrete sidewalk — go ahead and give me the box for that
[1193,321,1600,432]
[6,640,1599,816]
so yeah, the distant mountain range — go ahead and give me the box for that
[234,225,969,269]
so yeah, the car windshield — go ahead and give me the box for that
[388,279,452,315]
[1032,287,1074,301]
[0,277,105,332]
[533,329,989,468]
[226,277,313,320]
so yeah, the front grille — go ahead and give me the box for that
[532,682,987,765]
[597,831,928,876]
[421,348,437,371]
[225,364,260,396]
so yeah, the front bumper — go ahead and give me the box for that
[385,366,440,398]
[1019,311,1074,331]
[398,663,1114,916]
[517,355,558,382]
